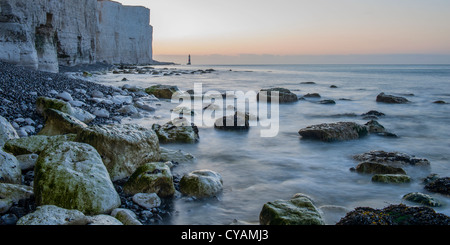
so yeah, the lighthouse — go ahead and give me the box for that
[187,54,191,65]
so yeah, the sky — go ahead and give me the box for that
[115,0,450,64]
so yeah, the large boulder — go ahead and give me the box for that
[0,116,19,147]
[145,84,180,99]
[257,88,298,103]
[123,162,175,197]
[179,170,223,198]
[298,122,368,142]
[16,205,89,225]
[376,93,410,104]
[0,150,21,184]
[353,150,430,168]
[38,109,88,136]
[152,118,199,144]
[3,134,76,155]
[75,124,161,181]
[259,193,325,225]
[34,141,121,215]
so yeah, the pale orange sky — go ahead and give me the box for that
[116,0,450,64]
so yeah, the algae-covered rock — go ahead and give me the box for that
[123,162,175,197]
[179,170,223,198]
[36,96,74,116]
[38,109,88,136]
[0,183,33,204]
[354,162,406,175]
[402,192,443,207]
[87,214,123,225]
[16,205,88,225]
[298,122,368,142]
[353,150,430,168]
[0,116,19,147]
[0,150,21,184]
[424,177,450,196]
[111,208,143,225]
[145,84,180,99]
[152,118,199,144]
[371,174,411,184]
[259,193,325,225]
[34,141,121,215]
[75,124,160,181]
[3,134,76,155]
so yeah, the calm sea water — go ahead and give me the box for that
[96,64,450,224]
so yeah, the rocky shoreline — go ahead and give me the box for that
[1,61,449,225]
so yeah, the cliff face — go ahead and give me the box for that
[97,0,153,65]
[0,0,153,73]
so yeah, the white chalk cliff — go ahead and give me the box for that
[0,0,153,73]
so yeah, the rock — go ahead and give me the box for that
[179,170,223,198]
[152,118,199,144]
[337,204,449,225]
[75,124,160,181]
[71,107,96,124]
[0,150,21,184]
[34,141,121,214]
[0,183,33,204]
[15,154,38,171]
[433,100,447,104]
[424,177,449,196]
[145,84,180,99]
[330,85,338,88]
[16,205,88,225]
[36,97,73,116]
[376,93,410,104]
[371,174,411,183]
[303,93,321,98]
[353,162,406,175]
[111,208,143,225]
[0,116,19,147]
[91,90,104,98]
[298,122,368,142]
[364,120,386,133]
[38,109,88,136]
[87,215,123,225]
[92,108,110,118]
[214,112,250,130]
[402,192,443,207]
[3,134,76,155]
[134,101,156,112]
[259,193,325,225]
[56,92,74,102]
[123,162,175,197]
[118,105,139,115]
[361,110,385,117]
[132,193,161,209]
[318,99,336,104]
[160,147,196,163]
[257,88,298,103]
[112,95,133,105]
[0,200,13,214]
[353,150,430,168]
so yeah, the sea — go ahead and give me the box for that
[95,64,450,225]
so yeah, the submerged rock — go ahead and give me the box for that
[152,118,199,144]
[371,174,411,184]
[259,193,325,225]
[17,205,88,225]
[75,124,161,181]
[123,162,175,198]
[298,122,368,142]
[402,192,443,207]
[337,204,450,225]
[353,162,406,175]
[376,92,410,104]
[179,170,223,198]
[424,177,450,196]
[159,147,196,163]
[353,150,430,168]
[214,112,250,130]
[257,88,298,103]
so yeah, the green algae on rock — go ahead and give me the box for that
[123,162,175,197]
